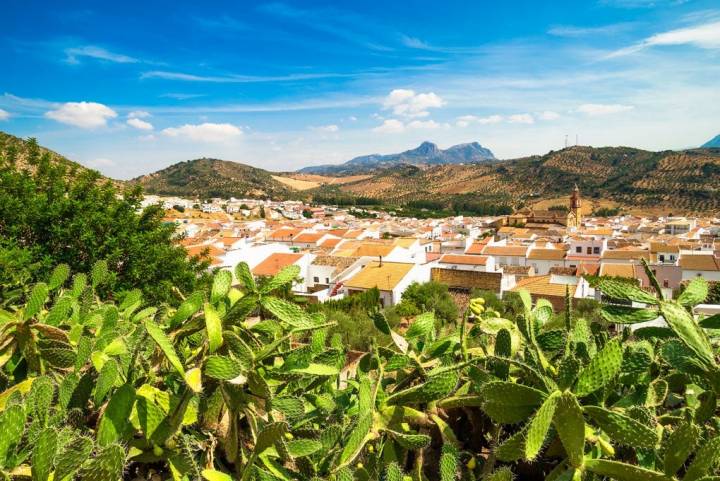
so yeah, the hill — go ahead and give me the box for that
[310,146,720,214]
[702,134,720,148]
[130,158,299,199]
[298,141,495,174]
[0,131,99,177]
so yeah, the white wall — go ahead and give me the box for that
[681,270,720,282]
[391,264,432,305]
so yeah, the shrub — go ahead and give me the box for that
[397,281,458,324]
[0,259,718,481]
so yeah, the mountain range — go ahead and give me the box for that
[702,134,720,148]
[3,130,720,214]
[298,141,495,174]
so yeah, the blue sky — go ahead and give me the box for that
[1,0,719,178]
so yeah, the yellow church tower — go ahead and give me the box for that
[567,184,582,229]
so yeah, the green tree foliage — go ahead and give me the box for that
[0,139,209,304]
[392,281,458,324]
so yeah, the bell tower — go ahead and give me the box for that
[567,184,582,229]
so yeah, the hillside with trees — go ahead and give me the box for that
[130,158,300,200]
[0,135,210,305]
[313,146,720,213]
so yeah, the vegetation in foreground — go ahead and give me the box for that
[0,137,210,305]
[0,257,719,481]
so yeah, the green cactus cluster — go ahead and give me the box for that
[0,257,718,480]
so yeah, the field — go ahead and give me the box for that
[273,173,374,190]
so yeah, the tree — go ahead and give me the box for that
[302,208,313,218]
[0,140,210,304]
[395,281,458,323]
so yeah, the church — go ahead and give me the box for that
[506,185,583,229]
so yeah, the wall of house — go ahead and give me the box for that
[636,264,682,289]
[681,270,720,282]
[308,264,337,289]
[568,238,606,256]
[528,259,566,275]
[293,254,315,293]
[430,268,504,293]
[437,262,487,272]
[493,255,527,267]
[391,264,432,305]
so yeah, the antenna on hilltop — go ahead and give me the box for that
[564,135,568,148]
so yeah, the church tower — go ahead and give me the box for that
[567,184,582,229]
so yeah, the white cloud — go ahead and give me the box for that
[161,122,242,142]
[539,111,560,120]
[508,113,535,124]
[372,118,446,133]
[407,119,442,129]
[608,20,720,57]
[477,115,504,125]
[311,124,339,132]
[372,119,405,133]
[127,110,151,119]
[65,46,139,64]
[0,109,10,121]
[139,134,156,141]
[127,118,154,130]
[455,114,503,127]
[382,89,445,118]
[548,23,634,37]
[348,116,357,121]
[577,103,635,116]
[400,35,433,50]
[44,102,117,128]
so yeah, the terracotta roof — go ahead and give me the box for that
[599,263,636,278]
[465,240,489,255]
[311,255,356,271]
[319,237,342,248]
[528,248,566,261]
[439,254,489,266]
[650,242,680,253]
[185,244,224,259]
[393,238,418,248]
[353,244,396,257]
[293,232,324,243]
[503,265,533,275]
[344,261,414,291]
[267,228,302,241]
[252,253,303,276]
[218,237,243,247]
[679,255,720,271]
[601,249,651,261]
[576,263,600,276]
[549,267,577,276]
[483,245,529,257]
[511,275,567,297]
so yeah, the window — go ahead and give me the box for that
[586,247,592,254]
[663,279,669,288]
[325,278,330,284]
[659,255,665,262]
[576,246,582,253]
[313,276,319,283]
[593,247,600,254]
